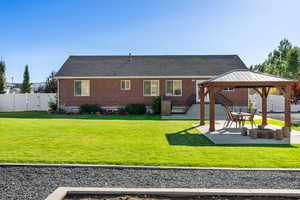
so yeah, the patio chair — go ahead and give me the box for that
[223,107,241,128]
[223,107,230,127]
[242,109,257,128]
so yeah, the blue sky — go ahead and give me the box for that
[1,0,300,82]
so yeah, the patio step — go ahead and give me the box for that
[162,104,226,120]
[186,104,226,116]
[171,106,187,114]
[186,104,226,118]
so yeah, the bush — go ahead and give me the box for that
[48,101,57,111]
[79,104,101,114]
[124,104,146,115]
[151,96,161,114]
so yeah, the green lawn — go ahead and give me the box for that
[0,111,300,168]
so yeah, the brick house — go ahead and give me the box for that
[55,55,248,112]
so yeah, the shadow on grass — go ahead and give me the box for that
[0,111,161,120]
[166,125,214,146]
[166,126,298,148]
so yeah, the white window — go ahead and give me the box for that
[74,80,90,96]
[143,80,159,96]
[166,80,182,96]
[223,88,234,92]
[120,80,131,90]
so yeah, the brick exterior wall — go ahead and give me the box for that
[58,78,248,107]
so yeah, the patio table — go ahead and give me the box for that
[231,112,252,128]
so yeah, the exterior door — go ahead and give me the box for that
[196,80,209,102]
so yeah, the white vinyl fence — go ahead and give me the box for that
[250,94,300,112]
[0,93,56,111]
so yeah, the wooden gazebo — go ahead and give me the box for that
[198,69,296,131]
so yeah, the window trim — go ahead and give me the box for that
[165,80,182,96]
[143,80,160,96]
[120,80,131,90]
[74,80,90,97]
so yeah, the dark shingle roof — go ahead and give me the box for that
[55,55,247,77]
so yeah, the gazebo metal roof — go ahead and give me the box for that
[198,69,296,131]
[202,69,293,84]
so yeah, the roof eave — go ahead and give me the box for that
[199,81,297,87]
[54,75,216,79]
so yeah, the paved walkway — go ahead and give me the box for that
[197,120,300,145]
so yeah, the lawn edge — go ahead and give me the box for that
[2,163,300,171]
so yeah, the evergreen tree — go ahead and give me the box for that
[278,39,292,60]
[21,65,31,93]
[287,48,300,78]
[251,39,300,79]
[0,61,6,94]
[44,71,57,93]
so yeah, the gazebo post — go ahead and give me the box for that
[199,85,205,126]
[284,85,291,128]
[261,87,268,127]
[209,86,215,131]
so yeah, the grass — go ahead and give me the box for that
[0,111,300,168]
[258,119,300,131]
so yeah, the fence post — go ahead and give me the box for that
[26,93,29,111]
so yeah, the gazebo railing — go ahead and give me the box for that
[184,94,196,113]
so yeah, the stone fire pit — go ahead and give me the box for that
[242,127,290,140]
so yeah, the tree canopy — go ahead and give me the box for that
[44,71,57,93]
[250,39,300,79]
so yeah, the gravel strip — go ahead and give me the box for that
[1,166,300,200]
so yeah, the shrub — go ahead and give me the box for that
[124,104,146,115]
[151,96,161,114]
[79,104,101,114]
[48,101,57,111]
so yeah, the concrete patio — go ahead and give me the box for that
[196,120,300,145]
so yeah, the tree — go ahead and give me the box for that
[0,61,6,94]
[21,65,31,93]
[287,48,300,78]
[278,39,292,61]
[44,71,57,93]
[251,39,300,79]
[296,47,300,57]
